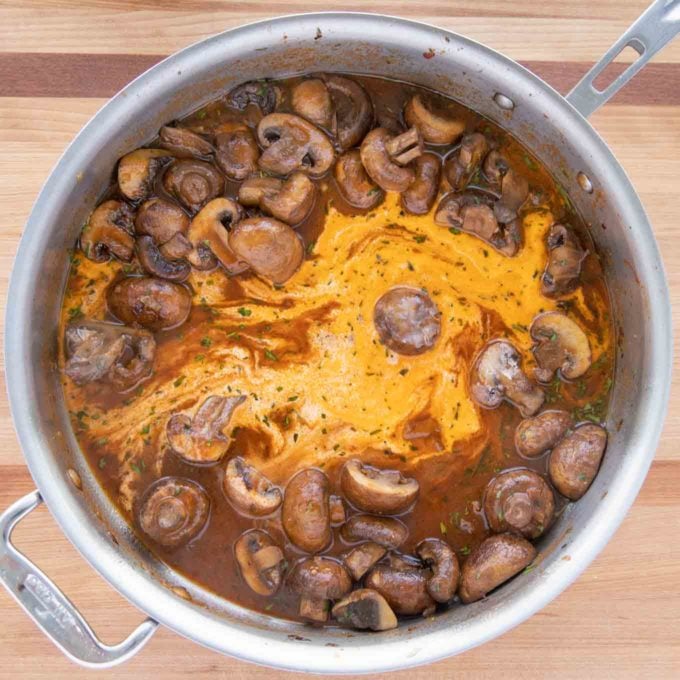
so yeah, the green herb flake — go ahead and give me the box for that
[140,424,150,435]
[413,235,427,244]
[523,154,538,171]
[449,227,461,235]
[460,545,471,556]
[399,368,409,376]
[200,336,212,348]
[264,349,279,361]
[237,307,252,317]
[173,376,185,387]
[306,241,316,255]
[287,395,298,402]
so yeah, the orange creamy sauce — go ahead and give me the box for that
[59,75,614,622]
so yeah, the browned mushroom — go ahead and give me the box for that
[482,150,509,185]
[238,172,316,225]
[459,533,536,603]
[531,312,592,382]
[494,168,529,224]
[541,224,587,298]
[332,589,398,631]
[364,564,436,616]
[444,132,488,191]
[163,159,224,213]
[373,286,441,356]
[282,468,331,553]
[515,410,572,458]
[214,126,260,180]
[135,198,190,245]
[291,78,333,129]
[159,232,193,261]
[483,469,555,539]
[229,216,304,284]
[404,93,465,145]
[64,319,155,391]
[325,75,374,151]
[228,80,279,115]
[234,529,285,597]
[290,557,352,622]
[118,148,173,202]
[257,113,335,178]
[107,277,192,331]
[223,456,282,516]
[159,126,214,159]
[138,477,209,548]
[470,340,545,417]
[340,458,419,515]
[415,538,460,603]
[342,542,387,581]
[166,395,246,464]
[340,514,408,549]
[549,423,607,500]
[334,149,384,210]
[401,153,441,215]
[329,495,346,526]
[136,235,190,282]
[80,200,135,262]
[360,127,423,192]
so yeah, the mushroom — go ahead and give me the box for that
[459,533,536,604]
[159,126,214,159]
[234,529,285,597]
[541,224,587,298]
[343,541,387,581]
[329,495,346,526]
[107,277,192,331]
[228,80,279,115]
[415,538,460,603]
[340,458,419,515]
[494,168,529,224]
[282,468,331,554]
[159,232,193,261]
[290,557,352,622]
[530,312,592,382]
[214,127,260,180]
[332,589,398,631]
[117,148,173,202]
[64,319,155,391]
[166,395,246,464]
[404,93,465,145]
[470,340,545,417]
[401,153,441,215]
[444,132,489,191]
[340,514,408,549]
[238,172,316,225]
[483,469,555,539]
[135,235,190,282]
[80,200,135,262]
[515,410,572,458]
[187,198,247,274]
[549,423,607,500]
[364,564,436,616]
[138,477,209,548]
[229,216,304,284]
[386,552,424,571]
[162,159,224,213]
[334,149,384,210]
[257,113,335,178]
[325,75,374,151]
[223,456,282,516]
[373,286,441,356]
[291,78,334,129]
[482,150,509,185]
[135,198,190,245]
[360,127,423,192]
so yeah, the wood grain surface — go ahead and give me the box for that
[0,1,678,677]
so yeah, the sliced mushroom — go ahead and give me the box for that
[223,456,282,516]
[531,312,592,382]
[290,557,352,622]
[459,533,536,604]
[494,168,529,224]
[416,538,460,603]
[364,564,435,616]
[549,423,607,500]
[257,113,335,178]
[360,127,422,192]
[341,458,419,515]
[228,80,278,115]
[214,127,260,180]
[159,126,214,159]
[238,172,316,225]
[135,198,190,245]
[291,78,333,129]
[107,277,192,331]
[64,319,155,391]
[541,224,587,298]
[340,514,408,549]
[401,153,441,215]
[80,200,135,262]
[118,148,173,202]
[515,410,572,458]
[229,216,304,284]
[404,93,465,145]
[343,541,387,581]
[159,232,193,260]
[445,132,488,191]
[329,495,346,526]
[482,150,509,185]
[470,340,545,417]
[334,149,384,210]
[374,286,441,356]
[166,395,246,464]
[138,477,209,548]
[483,469,554,539]
[325,75,373,151]
[234,529,285,596]
[332,589,398,631]
[282,468,331,554]
[136,235,190,282]
[162,159,224,213]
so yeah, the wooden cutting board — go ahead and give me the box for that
[0,1,678,677]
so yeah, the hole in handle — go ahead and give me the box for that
[592,43,645,93]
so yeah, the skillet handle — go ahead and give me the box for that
[566,0,680,117]
[0,490,158,668]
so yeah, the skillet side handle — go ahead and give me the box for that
[0,491,158,668]
[566,0,680,117]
